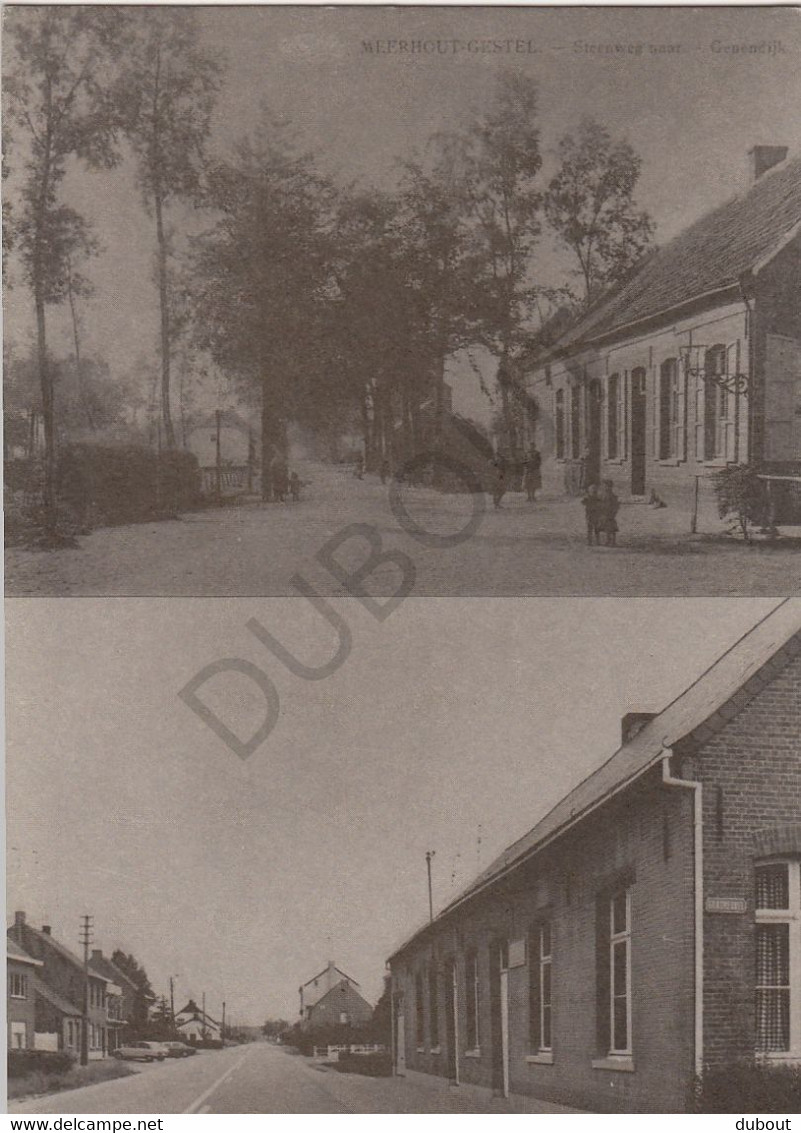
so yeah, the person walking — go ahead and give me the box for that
[523,447,542,502]
[491,456,506,509]
[581,482,601,545]
[597,479,620,546]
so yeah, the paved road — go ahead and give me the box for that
[6,460,800,596]
[8,1044,578,1114]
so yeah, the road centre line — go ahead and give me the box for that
[183,1050,253,1114]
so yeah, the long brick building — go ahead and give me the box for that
[387,601,801,1112]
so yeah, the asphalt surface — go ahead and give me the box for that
[8,1043,579,1114]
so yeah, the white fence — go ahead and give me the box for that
[312,1043,385,1061]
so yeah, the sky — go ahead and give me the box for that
[5,596,784,1025]
[4,5,801,424]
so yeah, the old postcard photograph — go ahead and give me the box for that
[3,5,801,597]
[5,595,801,1114]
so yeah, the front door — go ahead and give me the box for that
[394,995,406,1075]
[443,958,459,1083]
[489,940,510,1098]
[631,370,647,496]
[587,379,602,486]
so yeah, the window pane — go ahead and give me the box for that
[612,892,628,935]
[756,989,790,1052]
[542,961,551,1007]
[542,1004,552,1050]
[756,864,789,909]
[541,923,551,958]
[756,923,790,986]
[613,940,628,990]
[613,996,628,1051]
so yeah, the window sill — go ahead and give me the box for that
[416,1046,425,1054]
[525,1052,554,1065]
[592,1056,635,1073]
[429,1046,441,1056]
[656,458,685,467]
[464,1048,482,1059]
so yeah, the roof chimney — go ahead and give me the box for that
[42,925,51,935]
[749,145,788,183]
[14,911,25,927]
[622,712,657,745]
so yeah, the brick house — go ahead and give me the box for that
[388,601,801,1113]
[85,950,135,1052]
[7,938,43,1050]
[7,914,113,1058]
[522,147,801,522]
[298,961,372,1031]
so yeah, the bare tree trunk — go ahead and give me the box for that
[35,289,57,536]
[67,257,95,430]
[155,190,176,449]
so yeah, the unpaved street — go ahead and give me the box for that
[6,461,800,597]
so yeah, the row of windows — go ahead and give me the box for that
[410,861,800,1063]
[552,346,737,464]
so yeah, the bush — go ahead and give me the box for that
[8,1049,75,1078]
[332,1051,392,1078]
[689,1063,801,1112]
[57,443,201,529]
[712,464,766,542]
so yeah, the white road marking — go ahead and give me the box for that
[182,1051,252,1114]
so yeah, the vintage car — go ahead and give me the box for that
[161,1041,198,1058]
[113,1041,168,1062]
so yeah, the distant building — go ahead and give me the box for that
[299,961,373,1030]
[175,999,221,1043]
[7,938,43,1051]
[389,602,801,1113]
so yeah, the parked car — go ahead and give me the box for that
[162,1041,198,1058]
[113,1041,168,1062]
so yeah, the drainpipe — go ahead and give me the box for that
[661,750,704,1080]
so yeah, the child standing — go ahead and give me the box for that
[597,480,620,546]
[581,483,601,545]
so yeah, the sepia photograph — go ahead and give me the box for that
[2,5,801,597]
[4,595,801,1114]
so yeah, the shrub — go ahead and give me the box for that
[689,1063,801,1112]
[332,1051,392,1078]
[8,1049,75,1078]
[712,463,767,543]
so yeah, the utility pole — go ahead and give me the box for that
[215,409,222,505]
[425,851,435,923]
[169,976,176,1032]
[79,915,93,1067]
[202,992,208,1041]
[222,1001,226,1044]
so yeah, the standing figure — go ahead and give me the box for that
[581,483,601,545]
[289,470,301,502]
[353,454,364,480]
[491,456,506,510]
[523,447,542,503]
[597,479,620,546]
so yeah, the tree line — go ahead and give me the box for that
[4,7,654,535]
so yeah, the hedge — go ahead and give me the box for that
[8,1049,75,1078]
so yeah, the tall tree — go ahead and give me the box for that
[192,118,333,497]
[544,117,654,307]
[115,9,221,449]
[457,72,544,462]
[4,7,122,536]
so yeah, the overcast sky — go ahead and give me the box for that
[5,5,801,423]
[6,597,783,1024]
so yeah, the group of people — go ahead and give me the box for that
[581,480,620,546]
[491,449,542,510]
[267,455,302,503]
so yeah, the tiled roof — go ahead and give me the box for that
[7,939,42,966]
[8,924,113,982]
[546,155,801,355]
[390,599,801,959]
[34,977,82,1017]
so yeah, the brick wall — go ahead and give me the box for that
[690,647,801,1068]
[392,770,695,1113]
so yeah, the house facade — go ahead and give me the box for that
[7,939,43,1051]
[175,999,221,1043]
[388,601,801,1113]
[299,961,370,1030]
[522,148,801,521]
[7,913,113,1058]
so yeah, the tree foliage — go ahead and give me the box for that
[544,117,654,307]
